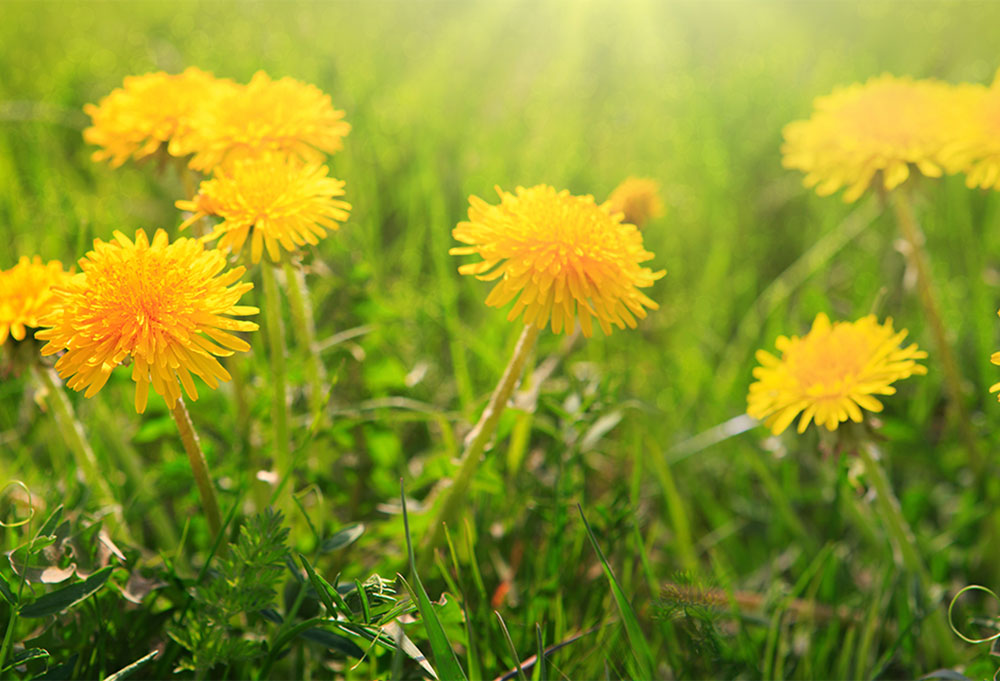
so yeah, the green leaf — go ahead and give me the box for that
[495,611,527,681]
[298,628,365,657]
[101,650,158,681]
[298,554,352,618]
[19,566,114,618]
[35,504,63,539]
[0,648,49,673]
[0,571,15,605]
[320,523,365,552]
[400,481,466,681]
[577,505,655,679]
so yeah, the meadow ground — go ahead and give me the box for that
[4,1,1000,678]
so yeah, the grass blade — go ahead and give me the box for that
[577,505,655,679]
[495,611,527,681]
[400,480,467,681]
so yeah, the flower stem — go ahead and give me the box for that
[856,439,954,662]
[890,190,981,473]
[425,323,541,552]
[261,262,291,487]
[168,396,222,540]
[282,259,327,421]
[32,364,126,532]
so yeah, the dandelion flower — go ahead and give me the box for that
[451,184,665,337]
[84,67,227,168]
[171,71,350,173]
[0,256,72,345]
[36,229,259,414]
[176,154,351,263]
[747,313,926,435]
[940,71,1000,190]
[607,177,664,228]
[782,74,954,202]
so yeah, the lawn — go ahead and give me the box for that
[3,1,1000,678]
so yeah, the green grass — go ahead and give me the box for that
[4,1,1000,678]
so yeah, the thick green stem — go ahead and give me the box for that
[282,259,327,420]
[425,324,541,552]
[168,396,222,540]
[261,262,291,487]
[33,365,125,530]
[890,190,981,473]
[856,440,953,662]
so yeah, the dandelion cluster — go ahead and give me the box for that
[176,153,351,263]
[85,69,349,175]
[84,67,227,168]
[37,230,259,414]
[0,256,71,345]
[747,313,926,435]
[783,70,1000,200]
[451,184,664,337]
[782,75,953,202]
[172,71,351,173]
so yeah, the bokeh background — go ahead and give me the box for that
[5,1,1000,677]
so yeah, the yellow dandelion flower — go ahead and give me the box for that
[171,71,350,173]
[83,67,228,168]
[176,154,351,263]
[36,229,259,414]
[940,70,1000,190]
[0,256,72,345]
[607,177,664,228]
[451,184,665,337]
[747,313,926,435]
[782,74,954,202]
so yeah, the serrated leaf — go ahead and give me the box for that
[101,650,158,681]
[19,565,113,618]
[320,523,365,552]
[0,647,49,673]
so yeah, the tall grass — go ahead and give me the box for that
[3,1,1000,678]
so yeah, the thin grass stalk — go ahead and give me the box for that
[282,259,327,420]
[261,262,291,487]
[168,396,222,540]
[855,439,954,663]
[425,323,541,552]
[890,189,981,473]
[32,364,126,532]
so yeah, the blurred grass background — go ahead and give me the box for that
[4,1,1000,677]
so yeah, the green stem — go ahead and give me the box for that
[261,262,291,489]
[856,439,954,663]
[890,190,981,473]
[282,259,327,421]
[32,365,126,532]
[425,323,541,552]
[168,396,222,540]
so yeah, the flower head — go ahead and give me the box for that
[940,70,1000,190]
[36,230,259,414]
[176,154,351,263]
[607,177,664,228]
[451,184,665,337]
[84,68,227,168]
[747,313,926,435]
[782,74,954,202]
[171,71,350,173]
[0,256,72,345]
